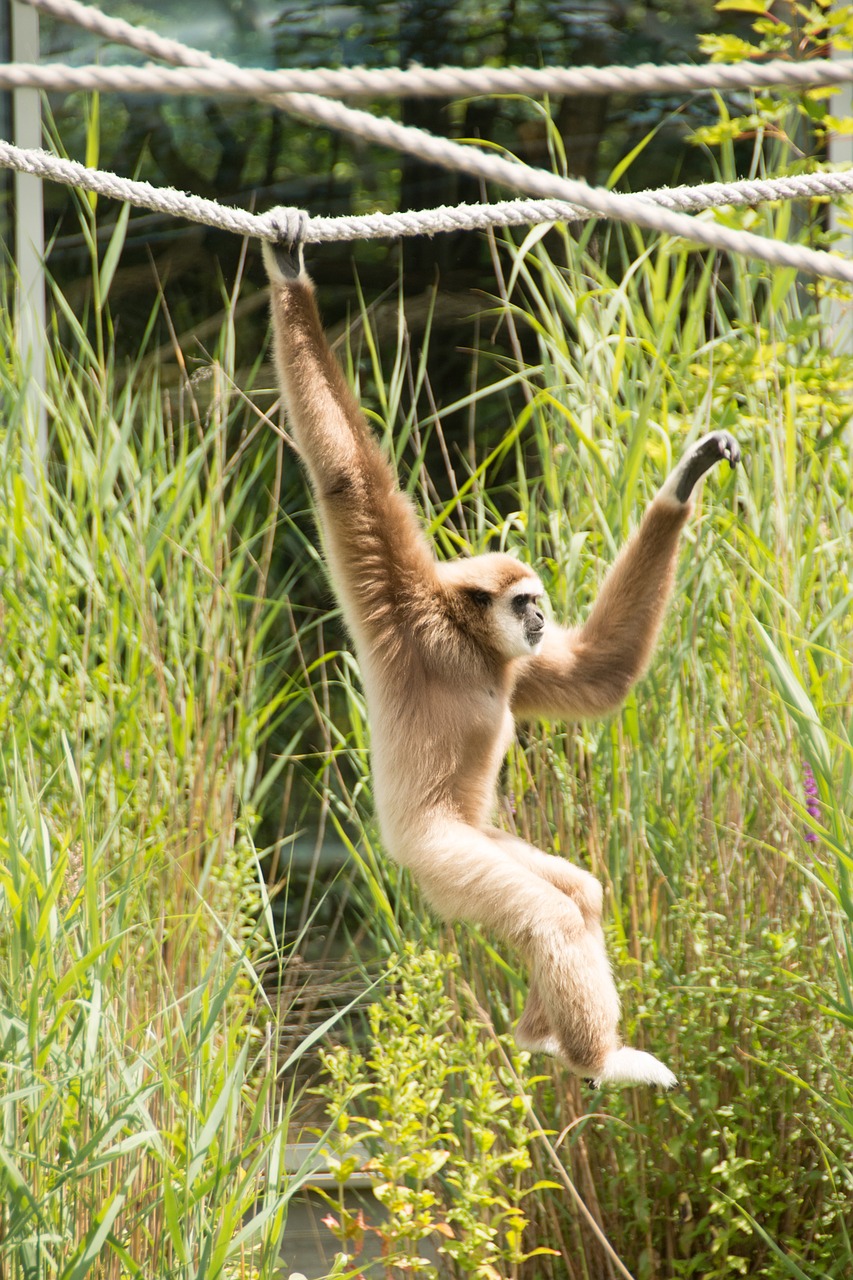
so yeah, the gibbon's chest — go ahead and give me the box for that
[463,682,515,755]
[442,682,515,822]
[360,652,515,831]
[361,655,514,761]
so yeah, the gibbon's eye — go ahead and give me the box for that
[511,593,536,615]
[469,589,492,608]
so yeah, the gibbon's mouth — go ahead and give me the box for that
[525,625,545,650]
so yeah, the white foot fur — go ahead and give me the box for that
[592,1047,677,1089]
[514,1028,562,1057]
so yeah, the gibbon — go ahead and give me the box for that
[262,226,740,1088]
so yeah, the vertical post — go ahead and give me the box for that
[11,0,47,462]
[826,16,853,353]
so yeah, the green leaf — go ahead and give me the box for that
[99,200,132,303]
[717,1193,823,1280]
[716,0,768,13]
[60,1161,141,1280]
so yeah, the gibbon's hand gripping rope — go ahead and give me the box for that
[9,138,853,256]
[7,0,853,287]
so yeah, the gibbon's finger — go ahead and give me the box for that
[661,429,741,506]
[262,206,309,282]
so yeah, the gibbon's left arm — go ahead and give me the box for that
[262,231,438,647]
[511,431,739,721]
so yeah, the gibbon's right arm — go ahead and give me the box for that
[511,431,740,721]
[263,237,436,639]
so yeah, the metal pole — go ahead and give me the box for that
[11,0,47,463]
[826,12,853,353]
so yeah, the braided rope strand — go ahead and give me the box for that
[8,56,853,103]
[21,0,853,101]
[5,136,853,253]
[9,0,853,285]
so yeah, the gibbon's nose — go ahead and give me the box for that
[532,608,545,627]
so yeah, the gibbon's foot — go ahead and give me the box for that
[519,1032,678,1089]
[261,206,309,282]
[516,1030,562,1057]
[592,1046,678,1090]
[661,430,741,506]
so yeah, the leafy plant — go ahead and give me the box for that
[314,946,558,1280]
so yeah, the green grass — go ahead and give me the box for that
[307,208,853,1279]
[0,202,340,1277]
[1,166,851,1279]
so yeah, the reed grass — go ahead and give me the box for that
[0,197,343,1277]
[311,207,853,1278]
[1,146,851,1280]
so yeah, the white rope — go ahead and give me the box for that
[5,136,853,250]
[11,0,853,286]
[22,0,853,101]
[9,75,853,285]
[0,138,279,239]
[9,54,853,104]
[11,55,853,109]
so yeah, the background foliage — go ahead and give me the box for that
[37,0,727,350]
[1,1,852,1277]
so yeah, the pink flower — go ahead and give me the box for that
[803,763,821,843]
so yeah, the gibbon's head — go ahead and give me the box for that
[438,554,546,661]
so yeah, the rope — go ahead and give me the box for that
[9,0,853,286]
[22,0,853,101]
[6,136,853,252]
[0,138,277,240]
[10,54,853,104]
[11,55,853,108]
[8,79,853,285]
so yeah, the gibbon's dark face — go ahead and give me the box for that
[465,583,546,659]
[438,553,546,660]
[497,583,546,657]
[512,588,546,648]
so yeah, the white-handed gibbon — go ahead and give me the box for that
[262,225,739,1087]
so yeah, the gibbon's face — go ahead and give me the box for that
[439,555,546,661]
[491,581,546,659]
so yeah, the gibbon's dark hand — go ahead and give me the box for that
[668,430,741,505]
[262,206,309,282]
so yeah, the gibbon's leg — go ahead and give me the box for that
[515,982,561,1057]
[413,819,676,1087]
[486,827,603,928]
[484,830,612,1062]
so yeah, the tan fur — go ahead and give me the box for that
[264,255,732,1086]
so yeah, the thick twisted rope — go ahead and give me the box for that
[11,0,853,285]
[10,55,853,107]
[22,0,853,100]
[8,55,853,104]
[5,136,853,253]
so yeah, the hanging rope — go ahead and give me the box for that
[6,0,853,286]
[6,137,853,254]
[22,0,853,101]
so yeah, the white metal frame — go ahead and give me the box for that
[11,0,47,459]
[827,12,853,353]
